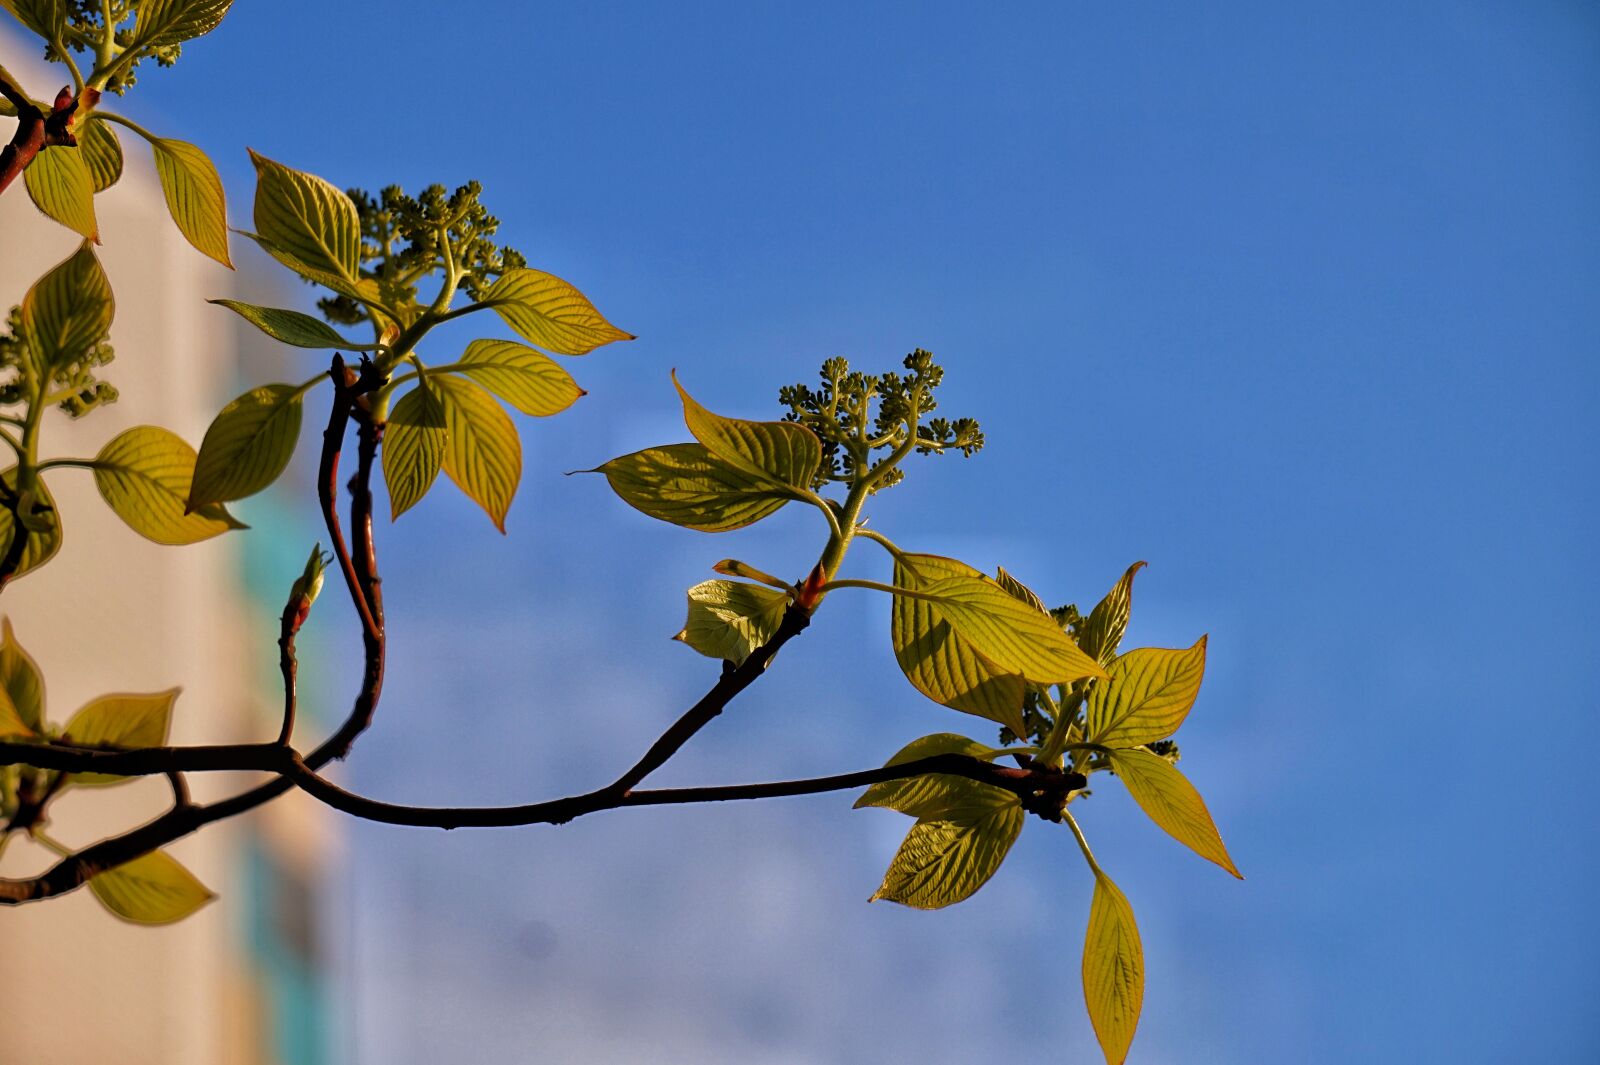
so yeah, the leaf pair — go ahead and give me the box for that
[593,374,823,532]
[384,369,521,529]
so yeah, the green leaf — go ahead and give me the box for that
[382,380,446,520]
[673,579,789,665]
[482,268,633,355]
[21,241,112,376]
[0,468,62,578]
[129,0,234,48]
[854,732,1012,818]
[994,565,1049,614]
[892,554,1028,735]
[457,338,584,416]
[869,784,1023,910]
[248,149,359,284]
[913,572,1105,686]
[590,443,796,532]
[208,300,352,348]
[62,688,178,786]
[1084,638,1207,748]
[153,138,231,267]
[79,118,123,193]
[24,144,97,241]
[1078,562,1146,667]
[188,383,304,507]
[1109,748,1241,878]
[433,374,521,531]
[1083,871,1144,1065]
[93,425,246,545]
[89,849,215,925]
[0,685,31,738]
[675,373,822,492]
[0,0,65,39]
[0,618,45,733]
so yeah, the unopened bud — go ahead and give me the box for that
[289,544,330,607]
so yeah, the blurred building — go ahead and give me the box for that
[0,34,337,1065]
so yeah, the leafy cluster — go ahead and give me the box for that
[0,306,118,418]
[24,0,233,94]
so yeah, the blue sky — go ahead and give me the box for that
[65,1,1600,1061]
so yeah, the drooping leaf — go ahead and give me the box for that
[482,268,633,355]
[457,338,584,416]
[78,117,123,193]
[891,554,1028,736]
[675,373,822,492]
[0,685,30,738]
[855,732,1012,818]
[21,241,112,376]
[94,425,246,544]
[590,443,796,532]
[89,849,215,925]
[1084,638,1207,748]
[433,374,521,531]
[994,565,1049,614]
[153,138,231,267]
[129,0,234,48]
[382,380,447,520]
[1109,748,1240,878]
[188,383,304,507]
[248,149,359,284]
[208,300,352,348]
[1078,562,1146,668]
[673,579,790,664]
[0,618,45,733]
[23,142,96,241]
[0,468,62,578]
[870,785,1023,909]
[1083,871,1144,1065]
[61,688,178,786]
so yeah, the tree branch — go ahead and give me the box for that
[0,82,94,198]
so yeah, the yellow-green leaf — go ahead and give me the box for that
[855,732,1012,818]
[208,299,353,348]
[188,383,304,507]
[153,138,231,267]
[0,618,45,733]
[891,554,1028,736]
[457,338,585,416]
[913,572,1105,687]
[1085,638,1207,748]
[0,468,62,579]
[248,149,359,284]
[1083,871,1144,1065]
[1110,748,1240,878]
[93,425,246,545]
[1,0,65,39]
[675,373,822,492]
[21,241,112,376]
[870,789,1023,910]
[591,443,795,532]
[433,374,521,531]
[130,0,233,48]
[62,688,178,786]
[1078,562,1146,668]
[89,849,215,925]
[673,579,789,664]
[994,565,1049,614]
[79,118,123,193]
[24,143,96,240]
[0,685,30,738]
[482,268,633,355]
[382,381,446,520]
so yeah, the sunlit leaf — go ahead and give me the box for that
[0,618,45,733]
[891,554,1028,736]
[675,373,822,492]
[0,0,65,39]
[0,468,62,578]
[129,0,234,48]
[24,144,96,241]
[1078,562,1146,667]
[869,784,1023,910]
[248,149,359,284]
[208,300,351,348]
[673,579,790,664]
[1084,638,1207,748]
[433,374,521,531]
[78,117,123,193]
[382,380,446,520]
[482,269,633,355]
[89,849,215,925]
[457,338,584,416]
[152,138,231,267]
[94,425,245,545]
[0,685,30,738]
[590,443,796,532]
[913,572,1105,686]
[1083,870,1144,1065]
[854,732,1011,818]
[188,383,304,507]
[994,565,1049,614]
[1109,748,1240,877]
[21,241,112,376]
[62,688,178,786]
